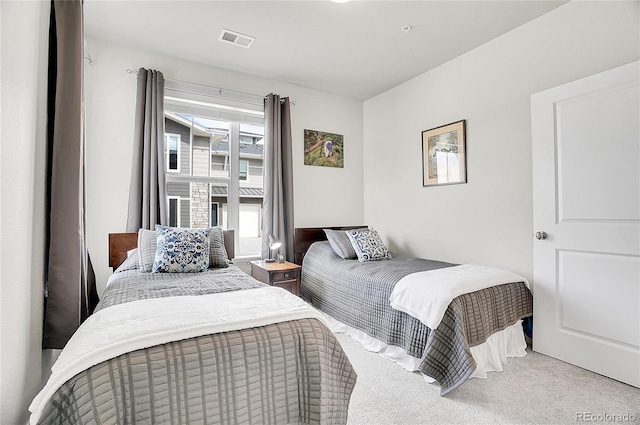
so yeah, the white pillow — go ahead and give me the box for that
[114,250,140,273]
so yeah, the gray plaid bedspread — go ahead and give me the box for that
[96,265,266,311]
[301,241,532,395]
[37,266,357,424]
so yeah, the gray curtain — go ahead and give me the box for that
[43,0,98,349]
[126,68,168,231]
[262,94,294,261]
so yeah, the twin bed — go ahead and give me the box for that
[31,225,532,424]
[30,229,357,425]
[294,226,533,396]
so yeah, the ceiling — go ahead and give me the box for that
[84,0,567,101]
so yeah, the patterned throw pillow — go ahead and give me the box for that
[139,226,229,272]
[324,228,368,259]
[152,226,210,273]
[346,229,392,262]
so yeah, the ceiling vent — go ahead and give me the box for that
[219,29,255,49]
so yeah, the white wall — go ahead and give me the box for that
[84,38,364,293]
[363,1,639,282]
[0,2,53,424]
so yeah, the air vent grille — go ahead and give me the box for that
[219,29,255,49]
[221,31,237,43]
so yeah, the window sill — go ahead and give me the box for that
[232,255,262,264]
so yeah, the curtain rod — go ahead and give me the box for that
[125,68,295,105]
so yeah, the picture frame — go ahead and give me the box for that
[422,120,467,187]
[303,129,344,168]
[277,253,285,263]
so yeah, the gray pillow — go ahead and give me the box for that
[324,228,367,259]
[138,228,157,273]
[208,226,229,268]
[138,226,229,273]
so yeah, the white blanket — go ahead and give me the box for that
[29,286,325,424]
[389,264,529,330]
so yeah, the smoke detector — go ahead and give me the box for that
[218,29,255,49]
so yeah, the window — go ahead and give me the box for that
[239,160,248,181]
[165,134,180,172]
[211,202,219,227]
[168,197,180,227]
[163,81,265,258]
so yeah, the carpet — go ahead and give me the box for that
[337,333,640,425]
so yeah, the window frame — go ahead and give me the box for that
[239,160,249,181]
[168,196,181,227]
[162,79,265,258]
[211,201,219,227]
[165,133,181,173]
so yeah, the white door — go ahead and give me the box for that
[531,61,640,387]
[239,204,261,238]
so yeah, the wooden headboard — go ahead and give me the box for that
[109,230,236,270]
[293,226,366,265]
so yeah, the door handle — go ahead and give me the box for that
[535,231,548,240]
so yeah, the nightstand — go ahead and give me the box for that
[249,260,302,296]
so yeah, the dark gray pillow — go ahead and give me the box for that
[323,228,367,259]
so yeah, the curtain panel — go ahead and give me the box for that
[126,68,168,231]
[262,94,294,261]
[43,0,98,349]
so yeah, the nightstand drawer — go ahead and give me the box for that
[271,269,299,283]
[272,279,298,294]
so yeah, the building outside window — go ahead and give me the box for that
[162,106,264,258]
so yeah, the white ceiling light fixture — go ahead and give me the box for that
[218,28,255,49]
[331,0,351,3]
[402,25,412,33]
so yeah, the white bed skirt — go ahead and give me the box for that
[322,312,527,383]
